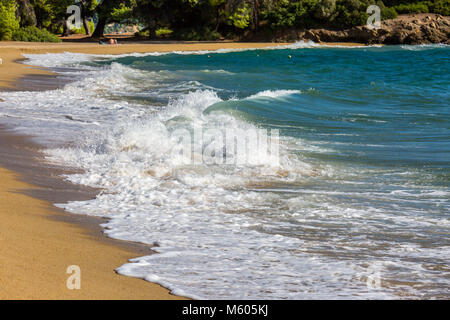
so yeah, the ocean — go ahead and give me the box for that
[0,42,449,299]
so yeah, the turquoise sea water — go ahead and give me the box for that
[116,45,450,170]
[1,43,449,299]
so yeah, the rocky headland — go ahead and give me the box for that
[268,14,450,45]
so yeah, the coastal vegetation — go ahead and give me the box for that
[0,0,449,41]
[11,26,62,42]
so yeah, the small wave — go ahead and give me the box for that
[199,69,235,75]
[400,43,449,51]
[247,89,302,99]
[21,41,375,71]
[23,52,96,68]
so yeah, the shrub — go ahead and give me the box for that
[315,0,337,20]
[155,27,173,37]
[0,0,20,40]
[387,1,450,15]
[135,29,150,38]
[11,26,62,42]
[376,1,398,20]
[261,0,318,29]
[430,0,450,15]
[381,6,398,19]
[71,20,95,35]
[333,0,371,28]
[228,6,251,29]
[174,27,221,40]
[261,0,399,30]
[394,3,429,13]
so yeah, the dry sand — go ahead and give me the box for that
[0,40,364,300]
[0,166,184,299]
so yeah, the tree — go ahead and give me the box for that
[210,0,226,31]
[91,0,136,38]
[79,0,97,35]
[0,0,20,40]
[315,0,336,20]
[17,0,37,27]
[251,0,260,30]
[3,0,444,42]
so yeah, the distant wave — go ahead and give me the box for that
[400,43,450,51]
[22,41,377,69]
[247,89,302,99]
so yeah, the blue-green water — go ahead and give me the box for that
[1,43,449,299]
[116,45,449,171]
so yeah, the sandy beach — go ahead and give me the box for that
[0,165,184,299]
[0,40,368,300]
[0,40,300,300]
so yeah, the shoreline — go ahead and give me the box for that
[1,40,319,299]
[1,40,448,300]
[0,126,184,299]
[0,40,369,89]
[0,40,377,299]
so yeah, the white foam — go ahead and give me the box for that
[247,90,302,99]
[400,43,449,51]
[22,52,98,68]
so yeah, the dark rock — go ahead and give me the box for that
[294,14,450,45]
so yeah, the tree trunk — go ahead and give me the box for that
[16,0,37,27]
[215,8,220,31]
[149,25,156,38]
[91,0,114,38]
[253,0,259,31]
[62,19,72,37]
[83,17,91,36]
[92,16,107,38]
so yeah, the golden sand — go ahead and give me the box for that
[0,167,185,299]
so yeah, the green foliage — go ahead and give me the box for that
[135,28,150,37]
[429,0,450,15]
[261,1,295,29]
[71,20,95,34]
[0,0,20,40]
[375,1,398,20]
[315,0,337,20]
[111,2,135,22]
[11,26,62,42]
[261,0,318,29]
[394,2,429,13]
[261,0,391,30]
[136,26,174,39]
[228,6,251,29]
[209,0,226,6]
[332,0,371,28]
[384,0,450,15]
[2,0,449,41]
[174,27,221,40]
[155,27,173,37]
[381,6,398,19]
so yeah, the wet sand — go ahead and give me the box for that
[0,126,186,299]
